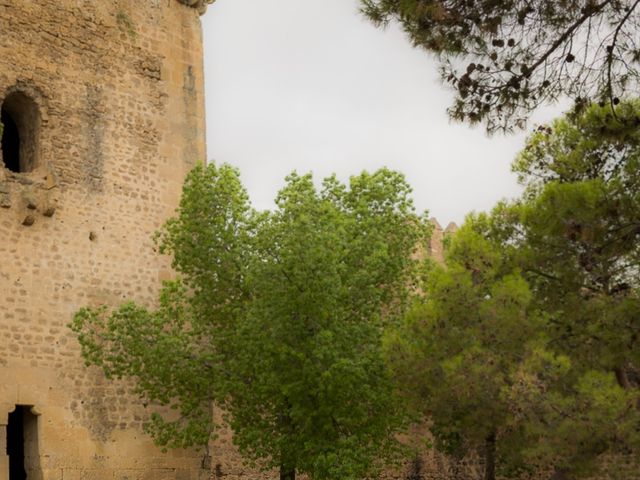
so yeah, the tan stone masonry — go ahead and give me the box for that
[0,1,206,479]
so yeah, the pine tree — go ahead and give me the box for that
[361,0,640,133]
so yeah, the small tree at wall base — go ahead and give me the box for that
[71,164,254,450]
[71,163,430,480]
[361,0,640,133]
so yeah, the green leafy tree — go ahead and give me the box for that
[507,102,640,479]
[71,164,429,480]
[71,164,253,449]
[361,0,640,132]
[385,102,640,480]
[223,170,429,480]
[512,101,640,386]
[385,217,545,480]
[474,101,640,479]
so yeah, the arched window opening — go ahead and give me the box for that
[1,108,20,172]
[1,92,40,173]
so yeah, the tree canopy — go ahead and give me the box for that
[361,0,640,133]
[384,221,542,480]
[71,164,429,480]
[504,101,640,479]
[511,100,640,379]
[385,101,640,479]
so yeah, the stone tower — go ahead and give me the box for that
[0,1,208,479]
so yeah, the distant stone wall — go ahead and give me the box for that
[427,219,457,264]
[0,1,206,479]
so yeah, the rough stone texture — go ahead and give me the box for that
[177,0,215,16]
[428,218,444,263]
[0,1,207,479]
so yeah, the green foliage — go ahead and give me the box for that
[360,0,640,133]
[71,164,429,479]
[513,101,640,372]
[72,290,215,450]
[221,169,429,479]
[70,163,254,449]
[384,218,542,479]
[504,103,640,478]
[506,351,639,478]
[385,101,640,479]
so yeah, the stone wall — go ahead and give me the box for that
[0,1,207,479]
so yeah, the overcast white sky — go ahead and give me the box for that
[201,0,563,225]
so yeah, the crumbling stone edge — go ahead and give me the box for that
[177,0,215,15]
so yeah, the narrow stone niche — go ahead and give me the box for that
[6,406,39,480]
[1,92,40,174]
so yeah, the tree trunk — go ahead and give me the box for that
[484,432,496,480]
[616,364,640,409]
[614,365,631,389]
[279,465,295,480]
[550,467,569,480]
